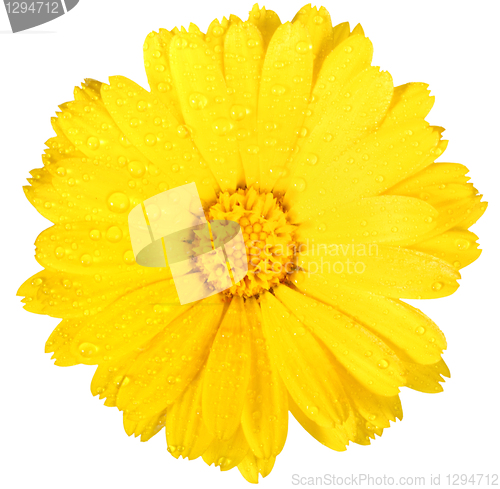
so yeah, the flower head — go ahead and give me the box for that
[19,3,486,483]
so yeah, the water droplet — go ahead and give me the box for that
[291,178,306,192]
[271,84,286,96]
[123,250,136,264]
[211,117,233,136]
[145,134,156,146]
[107,192,130,213]
[432,282,443,291]
[89,229,101,241]
[378,359,389,369]
[55,246,65,259]
[415,326,426,335]
[375,175,384,183]
[188,92,208,110]
[177,125,190,138]
[313,15,324,24]
[306,154,318,165]
[137,100,147,112]
[230,104,246,121]
[106,226,123,242]
[87,136,100,150]
[127,161,145,177]
[295,41,312,53]
[455,238,470,250]
[79,342,98,358]
[80,254,92,267]
[157,82,171,92]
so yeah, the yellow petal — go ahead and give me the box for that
[91,351,138,406]
[67,281,193,365]
[56,99,151,172]
[169,31,244,191]
[143,29,183,121]
[260,290,348,428]
[73,78,104,105]
[291,273,447,365]
[385,83,435,124]
[297,243,460,299]
[34,222,139,274]
[202,425,249,471]
[237,452,276,483]
[123,410,166,442]
[257,21,313,191]
[205,17,228,71]
[274,286,406,396]
[223,22,264,188]
[101,76,218,204]
[410,230,481,269]
[332,22,350,49]
[295,196,438,246]
[16,266,168,319]
[274,33,374,195]
[288,395,350,451]
[203,297,252,440]
[241,298,288,459]
[404,358,450,393]
[293,4,334,79]
[166,369,214,460]
[247,4,281,47]
[116,296,226,417]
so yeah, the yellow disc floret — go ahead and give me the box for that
[207,187,296,298]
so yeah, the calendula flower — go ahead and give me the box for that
[18,3,486,483]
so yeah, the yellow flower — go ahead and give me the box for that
[18,3,486,483]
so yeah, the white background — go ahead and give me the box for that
[1,1,499,487]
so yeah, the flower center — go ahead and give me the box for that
[206,187,296,298]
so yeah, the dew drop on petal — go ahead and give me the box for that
[107,192,130,213]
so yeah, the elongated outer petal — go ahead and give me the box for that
[240,298,288,459]
[404,359,450,393]
[223,22,264,188]
[66,281,192,365]
[123,410,166,442]
[275,286,406,396]
[143,29,183,121]
[291,272,447,365]
[101,76,218,205]
[237,452,276,483]
[293,4,334,79]
[257,21,313,191]
[260,290,348,428]
[91,351,138,407]
[116,296,226,418]
[288,395,350,451]
[297,244,460,299]
[385,83,435,123]
[35,222,138,275]
[202,425,249,471]
[205,17,228,71]
[386,164,487,239]
[56,100,151,172]
[166,369,214,460]
[295,196,438,246]
[247,4,281,48]
[202,297,251,440]
[285,66,393,208]
[274,33,374,195]
[169,32,245,192]
[17,265,170,319]
[332,21,350,49]
[410,230,481,269]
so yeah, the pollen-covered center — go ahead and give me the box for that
[203,187,296,298]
